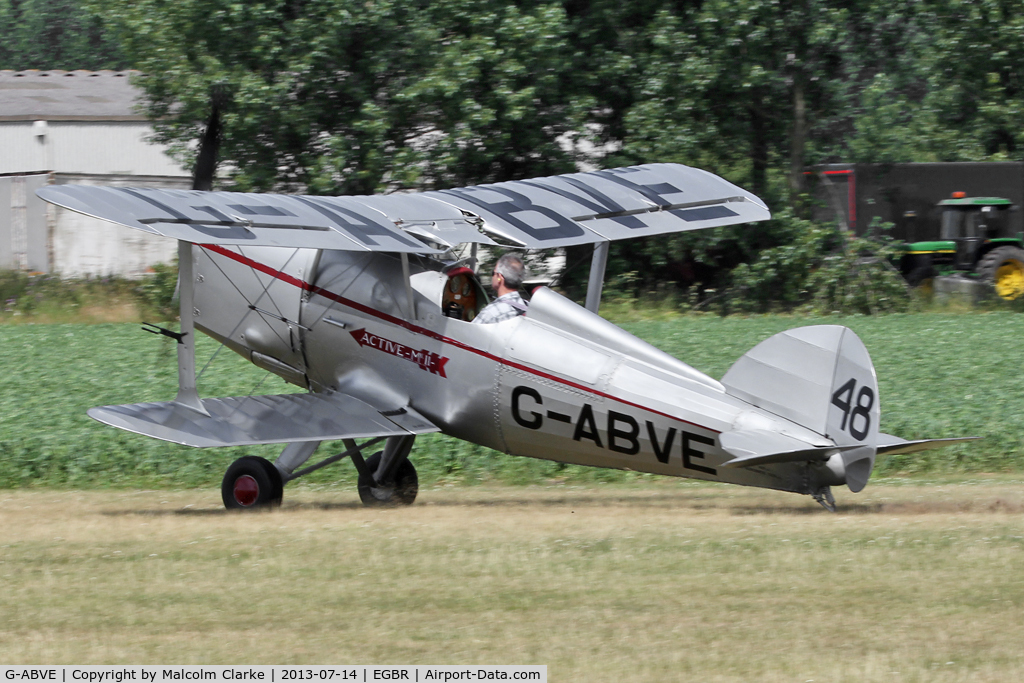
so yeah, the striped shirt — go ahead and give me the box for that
[473,292,527,324]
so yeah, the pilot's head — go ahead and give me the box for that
[492,253,525,293]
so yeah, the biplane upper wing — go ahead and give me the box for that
[36,163,769,251]
[428,163,769,248]
[35,185,456,252]
[88,392,439,448]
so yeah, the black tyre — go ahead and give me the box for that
[905,265,935,287]
[905,266,936,299]
[977,245,1024,300]
[222,456,283,510]
[357,452,418,507]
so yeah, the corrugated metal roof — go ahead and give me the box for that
[0,70,148,122]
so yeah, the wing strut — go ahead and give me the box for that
[400,252,417,320]
[585,241,610,313]
[175,240,208,415]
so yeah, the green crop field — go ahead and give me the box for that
[0,310,1019,490]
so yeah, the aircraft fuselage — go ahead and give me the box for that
[193,246,836,496]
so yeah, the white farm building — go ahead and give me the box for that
[0,70,189,276]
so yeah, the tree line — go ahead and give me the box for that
[4,0,1021,308]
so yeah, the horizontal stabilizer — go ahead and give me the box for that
[876,433,979,455]
[719,428,857,468]
[88,392,439,448]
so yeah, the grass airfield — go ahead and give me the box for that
[2,312,1024,678]
[2,478,1022,681]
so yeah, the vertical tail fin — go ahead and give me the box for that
[721,325,879,492]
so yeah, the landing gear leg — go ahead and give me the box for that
[812,486,836,512]
[221,438,394,510]
[357,435,418,507]
[274,440,322,480]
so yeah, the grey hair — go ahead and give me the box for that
[494,253,526,289]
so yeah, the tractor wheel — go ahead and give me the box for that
[357,452,418,507]
[222,456,283,510]
[906,266,936,299]
[978,246,1024,300]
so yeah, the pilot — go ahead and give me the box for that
[474,253,528,323]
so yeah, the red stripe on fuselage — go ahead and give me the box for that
[200,244,721,434]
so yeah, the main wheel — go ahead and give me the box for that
[222,456,283,509]
[977,246,1024,300]
[357,452,418,507]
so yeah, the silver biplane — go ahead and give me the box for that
[37,164,969,511]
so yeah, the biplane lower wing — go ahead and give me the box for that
[87,392,439,448]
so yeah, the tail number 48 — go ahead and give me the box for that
[831,378,874,441]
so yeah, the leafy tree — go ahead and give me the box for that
[572,0,970,304]
[844,74,948,164]
[560,0,703,162]
[23,0,1021,314]
[916,0,1024,160]
[730,214,910,315]
[811,0,1024,165]
[96,0,588,194]
[617,0,851,200]
[559,1,851,301]
[371,0,592,189]
[0,0,126,71]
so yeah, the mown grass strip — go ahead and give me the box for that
[0,481,1022,679]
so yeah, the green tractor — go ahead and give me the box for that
[901,195,1024,300]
